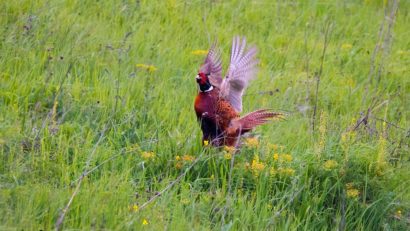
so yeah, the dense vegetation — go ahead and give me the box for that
[1,0,409,230]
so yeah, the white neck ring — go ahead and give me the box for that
[201,85,213,92]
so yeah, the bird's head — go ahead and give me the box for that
[196,72,213,92]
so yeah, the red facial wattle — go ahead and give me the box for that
[198,72,207,85]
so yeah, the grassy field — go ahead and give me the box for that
[1,0,409,230]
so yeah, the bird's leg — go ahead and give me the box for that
[200,112,222,146]
[234,126,243,149]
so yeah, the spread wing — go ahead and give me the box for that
[199,41,223,87]
[220,36,258,113]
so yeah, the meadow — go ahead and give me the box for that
[0,0,409,230]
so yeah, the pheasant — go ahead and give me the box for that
[194,36,282,147]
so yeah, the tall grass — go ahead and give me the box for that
[1,0,409,230]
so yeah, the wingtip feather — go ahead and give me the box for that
[236,109,285,130]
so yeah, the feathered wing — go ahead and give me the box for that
[220,36,259,113]
[230,109,284,134]
[200,41,223,87]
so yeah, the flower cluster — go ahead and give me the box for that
[142,218,149,225]
[323,159,338,170]
[175,155,196,169]
[244,137,259,148]
[191,49,208,55]
[280,154,293,162]
[136,63,157,73]
[141,151,155,160]
[250,155,265,177]
[346,183,360,199]
[269,145,295,177]
[131,204,139,212]
[243,141,295,178]
[223,146,236,160]
[224,153,232,160]
[273,153,279,161]
[394,209,402,219]
[272,152,293,163]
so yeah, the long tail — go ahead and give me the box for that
[233,109,284,134]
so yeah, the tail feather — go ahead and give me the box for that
[234,109,284,132]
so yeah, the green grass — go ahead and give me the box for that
[1,0,409,230]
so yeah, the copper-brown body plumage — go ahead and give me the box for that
[194,88,239,146]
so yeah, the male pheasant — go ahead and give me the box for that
[194,36,282,147]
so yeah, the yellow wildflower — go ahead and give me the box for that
[273,153,279,161]
[141,151,155,160]
[142,218,149,225]
[346,188,360,198]
[203,140,209,146]
[341,43,352,50]
[245,137,259,148]
[132,204,139,212]
[394,210,402,219]
[224,152,232,160]
[182,155,195,162]
[251,155,265,176]
[191,49,208,55]
[281,154,293,162]
[224,145,236,154]
[148,66,157,72]
[323,160,338,170]
[175,155,181,161]
[175,162,183,169]
[346,183,360,198]
[136,63,157,73]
